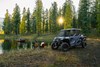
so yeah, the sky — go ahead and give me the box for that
[0,0,80,18]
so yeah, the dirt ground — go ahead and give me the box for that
[0,38,100,67]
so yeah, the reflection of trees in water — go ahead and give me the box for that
[26,41,31,48]
[1,39,37,51]
[11,39,17,49]
[17,39,32,49]
[2,39,11,51]
[2,39,18,51]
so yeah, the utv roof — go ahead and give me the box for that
[62,28,81,31]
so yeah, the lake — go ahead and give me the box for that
[0,39,37,54]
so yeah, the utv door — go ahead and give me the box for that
[70,34,81,46]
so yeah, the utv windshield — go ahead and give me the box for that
[65,30,81,36]
[57,30,65,37]
[57,30,80,37]
[57,30,72,37]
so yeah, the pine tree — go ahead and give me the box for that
[97,0,100,35]
[62,1,67,17]
[35,0,43,35]
[45,9,49,32]
[3,9,12,35]
[20,7,26,34]
[78,0,90,34]
[12,4,20,35]
[72,16,77,28]
[90,0,97,28]
[51,2,58,33]
[58,8,63,30]
[48,8,52,33]
[63,0,73,29]
[72,6,77,28]
[31,10,37,33]
[42,9,45,33]
[26,8,31,34]
[45,21,48,32]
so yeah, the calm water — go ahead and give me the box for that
[0,39,35,54]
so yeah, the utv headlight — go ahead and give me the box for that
[53,37,60,42]
[53,37,57,41]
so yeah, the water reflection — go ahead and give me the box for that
[2,39,12,51]
[0,39,33,54]
[0,45,3,54]
[0,39,49,54]
[0,40,4,54]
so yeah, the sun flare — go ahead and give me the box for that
[57,16,64,25]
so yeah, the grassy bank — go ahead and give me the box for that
[0,39,100,67]
[0,33,100,40]
[0,34,55,39]
[0,34,37,39]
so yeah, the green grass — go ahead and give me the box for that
[36,34,56,43]
[0,39,100,67]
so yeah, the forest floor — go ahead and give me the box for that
[0,37,100,67]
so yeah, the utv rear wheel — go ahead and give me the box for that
[61,42,69,51]
[51,42,59,50]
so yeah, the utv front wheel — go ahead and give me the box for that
[61,42,69,51]
[51,42,59,50]
[82,42,87,48]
